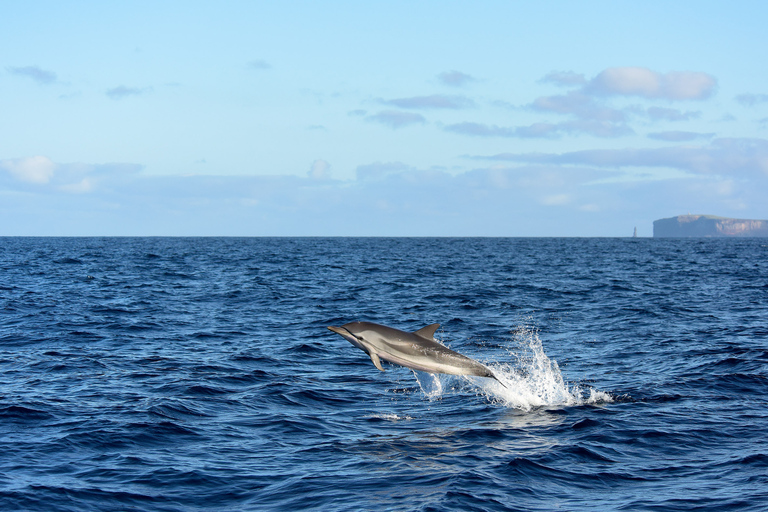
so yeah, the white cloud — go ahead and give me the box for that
[662,71,718,100]
[361,66,717,142]
[308,159,331,180]
[589,67,661,97]
[466,67,717,141]
[0,156,56,183]
[540,66,716,101]
[1,157,142,193]
[587,67,716,100]
[3,157,765,236]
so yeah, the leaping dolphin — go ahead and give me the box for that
[327,321,505,386]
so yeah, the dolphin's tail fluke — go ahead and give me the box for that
[490,372,508,388]
[480,366,508,388]
[466,365,508,388]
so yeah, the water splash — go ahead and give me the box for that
[410,322,612,411]
[482,323,613,410]
[364,413,413,421]
[412,370,444,399]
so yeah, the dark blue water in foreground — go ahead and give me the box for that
[1,237,767,511]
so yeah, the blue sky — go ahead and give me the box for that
[2,1,768,236]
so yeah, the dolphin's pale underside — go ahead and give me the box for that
[327,321,504,385]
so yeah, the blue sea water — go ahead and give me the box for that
[1,237,767,511]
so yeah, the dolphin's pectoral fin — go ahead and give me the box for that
[369,351,385,371]
[413,323,441,340]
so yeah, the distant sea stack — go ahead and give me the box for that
[653,215,768,238]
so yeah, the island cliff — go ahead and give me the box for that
[653,215,768,238]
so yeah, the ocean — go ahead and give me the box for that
[1,237,766,511]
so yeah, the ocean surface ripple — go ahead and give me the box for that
[1,237,766,511]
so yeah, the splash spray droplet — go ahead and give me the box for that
[408,321,613,410]
[483,323,613,410]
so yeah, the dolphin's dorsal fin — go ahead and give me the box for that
[369,352,385,371]
[413,323,440,340]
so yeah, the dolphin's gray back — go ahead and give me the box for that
[340,321,497,379]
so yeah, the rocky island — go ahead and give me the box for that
[653,215,768,237]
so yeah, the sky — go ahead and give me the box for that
[2,1,768,236]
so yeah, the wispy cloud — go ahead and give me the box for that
[382,94,475,109]
[6,65,57,85]
[511,123,562,138]
[539,71,586,87]
[560,120,634,138]
[445,119,632,139]
[356,161,412,180]
[437,70,475,87]
[445,122,520,138]
[735,93,768,106]
[106,86,152,100]
[645,106,701,122]
[531,91,626,122]
[647,131,715,142]
[480,137,768,176]
[248,59,271,70]
[366,110,426,129]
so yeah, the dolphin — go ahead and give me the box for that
[327,321,504,386]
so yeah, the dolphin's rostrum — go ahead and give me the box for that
[327,321,504,386]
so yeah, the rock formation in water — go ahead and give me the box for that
[653,215,768,238]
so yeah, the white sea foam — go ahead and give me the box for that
[365,413,413,421]
[413,323,613,411]
[483,324,613,410]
